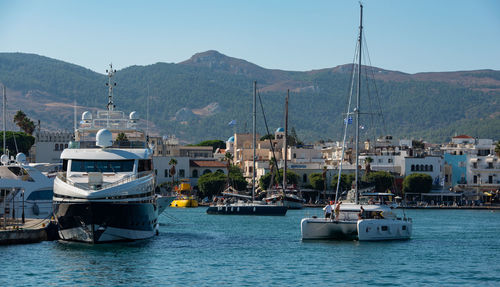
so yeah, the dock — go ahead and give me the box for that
[0,218,59,245]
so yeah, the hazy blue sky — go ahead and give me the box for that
[1,0,499,74]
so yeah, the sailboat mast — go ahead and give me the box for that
[3,85,6,156]
[355,4,363,204]
[252,81,257,201]
[283,90,289,191]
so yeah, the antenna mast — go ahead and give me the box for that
[252,81,257,202]
[106,63,116,127]
[283,90,289,192]
[2,85,6,156]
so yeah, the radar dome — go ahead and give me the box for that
[129,111,139,121]
[16,153,27,164]
[82,111,92,122]
[96,129,113,148]
[1,154,9,165]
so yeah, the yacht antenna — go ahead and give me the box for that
[252,81,257,202]
[354,3,363,204]
[105,63,116,127]
[283,90,289,193]
[147,84,150,138]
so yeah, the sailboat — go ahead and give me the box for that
[206,81,287,216]
[300,4,412,241]
[264,90,305,209]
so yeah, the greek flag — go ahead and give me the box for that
[228,119,236,126]
[344,116,353,125]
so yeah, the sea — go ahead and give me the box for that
[1,208,499,286]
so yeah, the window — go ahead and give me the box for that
[425,165,429,171]
[179,169,185,178]
[62,159,68,172]
[488,162,493,169]
[192,170,198,178]
[64,144,68,148]
[164,169,169,177]
[445,174,449,183]
[415,165,419,171]
[71,160,134,172]
[55,144,59,151]
[303,174,307,183]
[203,169,212,175]
[293,153,296,159]
[420,164,424,171]
[26,189,53,200]
[488,176,493,184]
[473,162,478,169]
[473,175,477,184]
[411,165,415,171]
[138,159,152,172]
[388,158,393,163]
[430,165,433,171]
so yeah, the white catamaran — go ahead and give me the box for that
[301,4,412,241]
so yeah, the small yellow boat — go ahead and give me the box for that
[170,179,198,208]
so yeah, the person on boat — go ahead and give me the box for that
[323,201,333,219]
[334,201,342,221]
[358,206,364,220]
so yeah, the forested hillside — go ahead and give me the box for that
[0,51,498,143]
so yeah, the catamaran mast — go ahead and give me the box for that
[283,90,289,192]
[355,4,363,204]
[252,81,257,202]
[2,85,6,156]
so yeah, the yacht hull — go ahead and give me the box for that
[301,218,357,240]
[357,219,412,241]
[54,201,158,243]
[206,205,287,216]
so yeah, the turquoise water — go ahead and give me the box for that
[1,208,499,286]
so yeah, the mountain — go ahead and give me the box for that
[0,51,498,144]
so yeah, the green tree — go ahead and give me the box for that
[495,141,500,157]
[0,131,35,155]
[402,173,432,194]
[13,110,35,135]
[331,173,355,192]
[309,172,326,190]
[198,171,227,198]
[191,140,226,152]
[287,127,303,146]
[260,134,275,141]
[363,171,394,193]
[169,158,178,187]
[364,157,373,174]
[412,140,425,149]
[228,165,247,191]
[259,169,299,190]
[116,132,129,143]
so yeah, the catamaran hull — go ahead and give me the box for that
[54,201,158,243]
[357,219,412,241]
[301,218,357,240]
[206,205,287,216]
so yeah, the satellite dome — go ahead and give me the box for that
[227,136,235,143]
[82,111,92,122]
[1,154,9,165]
[276,127,285,133]
[16,153,27,164]
[129,111,139,121]
[96,129,113,148]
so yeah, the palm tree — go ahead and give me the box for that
[169,158,178,188]
[224,152,233,188]
[364,157,373,174]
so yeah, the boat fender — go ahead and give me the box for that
[253,207,256,212]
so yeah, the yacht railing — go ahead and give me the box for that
[57,171,153,191]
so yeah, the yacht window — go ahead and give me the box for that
[71,160,134,172]
[381,226,388,231]
[138,159,152,172]
[62,159,68,172]
[26,189,53,200]
[402,225,407,230]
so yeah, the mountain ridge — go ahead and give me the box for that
[0,51,498,143]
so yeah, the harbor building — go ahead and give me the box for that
[29,130,74,163]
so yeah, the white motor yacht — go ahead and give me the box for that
[0,153,55,220]
[53,64,174,243]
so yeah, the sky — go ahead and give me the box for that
[0,0,499,74]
